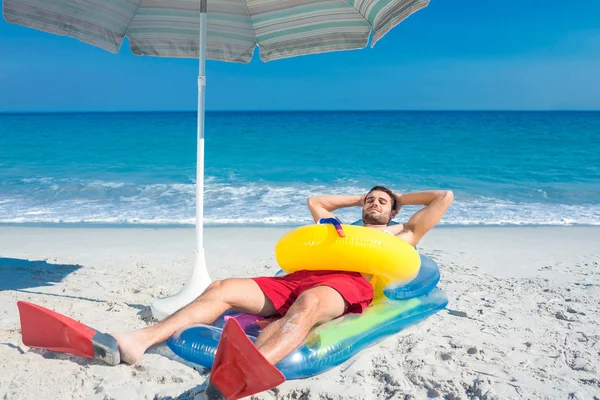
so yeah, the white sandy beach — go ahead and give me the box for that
[1,225,599,400]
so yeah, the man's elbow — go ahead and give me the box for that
[307,196,323,212]
[441,190,454,205]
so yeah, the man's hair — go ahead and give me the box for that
[365,185,397,211]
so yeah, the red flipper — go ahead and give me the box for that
[207,318,285,400]
[17,301,120,365]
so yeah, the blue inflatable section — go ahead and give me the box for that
[167,254,446,380]
[384,254,440,300]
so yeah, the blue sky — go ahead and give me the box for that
[1,0,599,112]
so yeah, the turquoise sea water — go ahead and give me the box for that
[0,111,599,226]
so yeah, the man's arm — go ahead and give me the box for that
[387,190,454,246]
[307,195,364,223]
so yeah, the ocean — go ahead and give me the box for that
[0,111,599,227]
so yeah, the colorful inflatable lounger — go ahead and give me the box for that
[167,255,447,380]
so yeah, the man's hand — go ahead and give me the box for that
[358,193,367,207]
[392,192,403,212]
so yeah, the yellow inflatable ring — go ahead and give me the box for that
[274,220,421,288]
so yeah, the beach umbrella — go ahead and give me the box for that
[2,0,430,320]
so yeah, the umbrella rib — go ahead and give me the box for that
[123,0,144,39]
[241,0,259,49]
[340,0,373,29]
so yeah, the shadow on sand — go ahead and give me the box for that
[1,257,151,321]
[0,257,82,291]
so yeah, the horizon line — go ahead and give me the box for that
[2,109,600,115]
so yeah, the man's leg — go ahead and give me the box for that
[253,286,347,365]
[115,278,277,364]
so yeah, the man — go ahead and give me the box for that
[115,186,453,371]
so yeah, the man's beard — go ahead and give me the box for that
[362,210,390,225]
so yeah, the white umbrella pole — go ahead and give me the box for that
[151,0,212,320]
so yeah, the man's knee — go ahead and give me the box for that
[289,288,346,324]
[291,292,322,317]
[204,279,224,293]
[197,278,235,302]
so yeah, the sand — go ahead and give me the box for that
[1,225,599,400]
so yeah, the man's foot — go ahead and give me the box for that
[112,332,147,364]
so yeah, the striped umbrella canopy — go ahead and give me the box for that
[3,0,428,62]
[2,0,430,320]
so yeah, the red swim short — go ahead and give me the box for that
[252,270,374,316]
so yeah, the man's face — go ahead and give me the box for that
[362,190,394,225]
